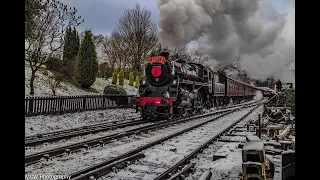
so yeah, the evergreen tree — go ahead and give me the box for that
[74,28,80,56]
[63,27,72,61]
[112,68,118,84]
[62,27,80,77]
[135,76,140,88]
[77,30,98,88]
[119,69,124,86]
[129,72,134,86]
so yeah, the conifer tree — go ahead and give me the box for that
[77,30,98,88]
[135,76,140,88]
[112,68,118,84]
[129,72,134,86]
[119,69,124,86]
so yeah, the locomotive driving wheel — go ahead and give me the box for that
[179,107,188,117]
[189,93,203,115]
[196,93,204,113]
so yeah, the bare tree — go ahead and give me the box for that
[92,34,106,63]
[103,31,130,70]
[43,70,63,96]
[104,3,158,75]
[220,56,252,83]
[188,46,210,65]
[25,0,84,95]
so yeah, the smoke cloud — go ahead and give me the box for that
[157,0,295,82]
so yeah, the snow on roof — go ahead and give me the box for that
[267,125,282,129]
[246,135,262,142]
[264,146,282,153]
[282,150,295,154]
[278,140,293,144]
[243,141,264,151]
[264,141,281,146]
[243,161,262,166]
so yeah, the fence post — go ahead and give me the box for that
[102,94,106,109]
[82,96,87,111]
[28,97,33,116]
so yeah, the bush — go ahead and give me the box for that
[111,68,118,84]
[135,76,140,88]
[119,69,124,86]
[45,57,63,72]
[129,72,134,86]
[97,70,101,77]
[103,84,127,95]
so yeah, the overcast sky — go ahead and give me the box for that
[61,0,292,35]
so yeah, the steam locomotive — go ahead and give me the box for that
[132,51,273,119]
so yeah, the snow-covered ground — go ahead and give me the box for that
[103,106,256,180]
[25,107,252,176]
[25,64,90,96]
[186,105,264,180]
[25,106,258,178]
[187,142,243,180]
[25,63,138,96]
[25,108,139,137]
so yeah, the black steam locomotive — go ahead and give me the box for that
[133,51,271,119]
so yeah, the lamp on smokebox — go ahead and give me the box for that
[164,91,170,98]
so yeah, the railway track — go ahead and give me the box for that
[52,102,262,180]
[25,100,257,148]
[25,117,142,142]
[25,101,261,167]
[25,117,149,147]
[154,105,262,180]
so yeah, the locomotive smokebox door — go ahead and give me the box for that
[151,66,162,77]
[146,56,172,86]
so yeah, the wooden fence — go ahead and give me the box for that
[25,94,134,117]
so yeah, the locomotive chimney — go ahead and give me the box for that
[160,51,170,60]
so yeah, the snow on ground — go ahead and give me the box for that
[25,108,139,137]
[25,64,90,96]
[25,63,138,96]
[186,106,264,180]
[187,143,243,180]
[25,110,241,176]
[102,106,256,180]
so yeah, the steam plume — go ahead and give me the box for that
[157,0,295,82]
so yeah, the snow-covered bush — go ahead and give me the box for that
[104,84,127,95]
